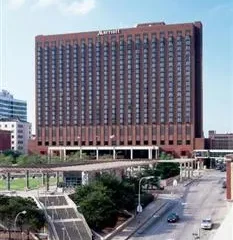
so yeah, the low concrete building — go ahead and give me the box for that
[0,118,31,154]
[208,130,233,149]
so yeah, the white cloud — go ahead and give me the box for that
[8,0,26,9]
[208,2,233,16]
[7,0,96,15]
[34,0,59,7]
[61,0,96,15]
[32,0,96,15]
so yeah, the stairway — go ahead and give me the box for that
[38,195,92,240]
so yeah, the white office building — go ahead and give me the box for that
[0,119,31,154]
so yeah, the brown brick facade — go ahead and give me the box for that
[34,21,203,157]
[226,155,233,201]
[0,130,11,151]
[209,130,233,149]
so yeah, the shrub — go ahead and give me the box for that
[140,193,154,208]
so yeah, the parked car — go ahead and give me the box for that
[220,166,226,172]
[167,213,179,223]
[222,181,227,188]
[201,218,213,230]
[215,165,221,170]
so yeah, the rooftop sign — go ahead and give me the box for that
[97,29,120,36]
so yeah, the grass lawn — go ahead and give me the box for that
[0,177,58,191]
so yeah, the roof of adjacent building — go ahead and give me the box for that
[0,117,30,124]
[0,90,26,104]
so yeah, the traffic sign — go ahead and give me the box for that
[137,204,142,213]
[173,179,178,187]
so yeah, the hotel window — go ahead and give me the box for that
[119,37,125,124]
[134,35,141,124]
[80,39,86,125]
[185,35,191,123]
[87,39,93,124]
[127,36,132,124]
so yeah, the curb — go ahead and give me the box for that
[124,201,169,240]
[183,174,203,187]
[184,179,196,187]
[136,201,175,235]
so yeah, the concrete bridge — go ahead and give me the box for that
[0,158,202,191]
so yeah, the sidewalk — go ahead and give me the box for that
[111,198,169,240]
[212,203,233,240]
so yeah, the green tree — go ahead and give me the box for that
[2,150,21,160]
[0,154,14,166]
[0,195,45,237]
[159,152,174,160]
[19,208,45,240]
[16,154,29,166]
[74,182,117,231]
[50,155,63,163]
[16,154,48,166]
[67,151,88,161]
[156,162,179,179]
[140,168,161,189]
[97,173,136,211]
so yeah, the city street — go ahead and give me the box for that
[131,170,228,240]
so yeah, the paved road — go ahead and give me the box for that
[131,170,228,240]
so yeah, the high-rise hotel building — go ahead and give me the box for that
[35,21,204,157]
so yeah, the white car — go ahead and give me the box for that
[201,218,213,230]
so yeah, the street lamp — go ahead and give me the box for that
[51,202,54,221]
[96,136,99,160]
[77,136,81,159]
[110,135,115,159]
[137,176,154,213]
[14,210,27,230]
[62,227,65,240]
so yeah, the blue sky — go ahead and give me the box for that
[0,0,232,135]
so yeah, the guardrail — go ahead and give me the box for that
[33,196,59,240]
[64,194,93,239]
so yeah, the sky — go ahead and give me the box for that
[0,0,232,136]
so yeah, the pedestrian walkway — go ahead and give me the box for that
[112,198,168,240]
[37,194,92,240]
[212,203,233,240]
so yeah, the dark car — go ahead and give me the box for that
[220,166,226,172]
[167,213,179,223]
[222,181,227,188]
[215,165,221,170]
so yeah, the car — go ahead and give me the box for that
[222,181,227,188]
[167,213,179,223]
[201,218,212,230]
[220,166,226,172]
[215,165,221,170]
